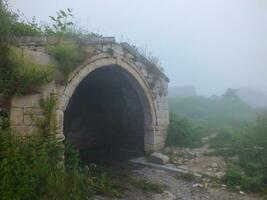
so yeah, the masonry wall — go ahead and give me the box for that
[9,37,169,152]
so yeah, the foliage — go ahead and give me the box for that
[0,1,54,97]
[210,112,267,192]
[168,89,257,148]
[0,2,99,98]
[37,96,57,136]
[47,8,74,35]
[48,43,86,80]
[169,94,255,132]
[169,89,267,192]
[0,96,124,199]
[222,168,261,192]
[0,0,42,39]
[0,47,54,97]
[0,130,92,200]
[166,113,199,147]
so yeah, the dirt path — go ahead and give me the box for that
[93,166,263,200]
[93,133,264,199]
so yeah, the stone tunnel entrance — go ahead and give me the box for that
[64,65,146,163]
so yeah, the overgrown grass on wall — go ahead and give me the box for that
[0,47,54,97]
[48,43,87,81]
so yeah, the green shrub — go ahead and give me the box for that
[48,43,86,80]
[0,47,54,97]
[0,0,42,39]
[166,113,201,146]
[0,131,92,200]
[212,112,267,192]
[222,168,261,192]
[166,113,196,147]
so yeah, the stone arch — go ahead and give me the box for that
[56,54,157,152]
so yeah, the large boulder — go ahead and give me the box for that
[149,152,170,165]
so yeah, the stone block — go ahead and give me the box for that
[23,114,34,125]
[23,107,42,115]
[64,82,76,98]
[23,48,52,66]
[57,94,69,111]
[11,94,41,107]
[149,152,169,165]
[10,107,24,125]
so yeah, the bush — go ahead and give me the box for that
[212,112,267,192]
[166,113,195,147]
[0,131,92,200]
[48,43,86,80]
[0,47,54,97]
[222,168,261,192]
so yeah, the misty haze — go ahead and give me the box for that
[0,0,267,199]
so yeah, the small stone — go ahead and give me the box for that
[211,162,218,168]
[149,152,170,165]
[240,191,244,195]
[235,186,241,190]
[192,183,199,188]
[153,191,176,200]
[207,167,213,172]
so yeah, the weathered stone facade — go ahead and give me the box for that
[9,37,169,152]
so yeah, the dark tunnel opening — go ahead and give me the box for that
[64,65,145,164]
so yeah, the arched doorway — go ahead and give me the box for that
[63,64,154,163]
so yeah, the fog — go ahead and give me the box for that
[10,0,267,96]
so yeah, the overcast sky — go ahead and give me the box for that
[9,0,267,95]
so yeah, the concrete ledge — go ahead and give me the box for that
[130,157,202,178]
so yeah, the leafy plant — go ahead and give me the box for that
[48,43,86,80]
[0,47,54,97]
[47,8,74,35]
[166,113,197,147]
[222,168,260,192]
[0,130,92,200]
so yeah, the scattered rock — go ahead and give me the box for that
[192,183,204,188]
[153,190,176,200]
[149,152,170,165]
[211,162,218,168]
[207,167,213,172]
[235,186,241,190]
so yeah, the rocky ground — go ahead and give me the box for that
[93,166,263,200]
[92,133,264,200]
[164,144,226,179]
